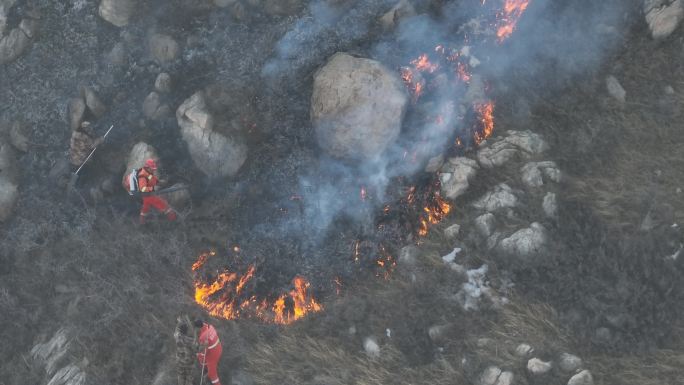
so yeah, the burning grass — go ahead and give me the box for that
[192,251,323,325]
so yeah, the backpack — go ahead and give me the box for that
[122,168,140,195]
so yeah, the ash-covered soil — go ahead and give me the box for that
[1,0,684,385]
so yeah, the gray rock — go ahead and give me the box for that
[0,27,31,64]
[567,370,593,385]
[83,87,106,118]
[68,98,86,131]
[496,371,514,385]
[398,245,419,265]
[425,154,444,173]
[379,0,416,30]
[19,17,38,39]
[312,53,408,160]
[477,366,501,385]
[472,183,518,212]
[514,343,533,357]
[475,213,496,238]
[443,223,461,241]
[142,92,169,120]
[606,75,626,103]
[521,161,561,188]
[47,364,86,385]
[176,91,248,178]
[149,33,179,63]
[107,42,127,66]
[644,0,683,39]
[543,192,558,218]
[527,358,552,374]
[363,337,380,358]
[0,142,18,221]
[558,353,582,372]
[9,120,29,152]
[499,222,547,258]
[427,324,451,344]
[31,329,70,376]
[439,157,479,199]
[99,0,135,27]
[477,130,548,168]
[154,72,172,93]
[125,142,158,171]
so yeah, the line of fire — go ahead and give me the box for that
[191,0,530,325]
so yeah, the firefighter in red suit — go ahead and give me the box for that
[138,159,176,224]
[194,319,223,385]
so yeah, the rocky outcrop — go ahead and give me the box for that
[567,370,593,385]
[379,0,416,30]
[126,142,158,171]
[154,73,172,93]
[520,161,561,188]
[477,130,548,168]
[477,366,513,385]
[439,157,479,200]
[527,358,552,374]
[0,1,39,64]
[176,91,248,178]
[499,222,547,259]
[644,0,683,39]
[472,183,518,212]
[31,329,87,385]
[311,53,408,160]
[0,141,18,221]
[98,0,135,27]
[149,33,180,63]
[142,92,171,120]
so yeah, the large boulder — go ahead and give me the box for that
[472,183,518,212]
[98,0,135,27]
[439,157,479,199]
[126,142,158,171]
[567,370,593,385]
[477,130,548,168]
[311,53,408,160]
[0,141,18,221]
[644,0,683,39]
[176,92,248,178]
[499,222,547,259]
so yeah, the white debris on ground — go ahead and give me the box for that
[363,337,380,358]
[456,264,508,311]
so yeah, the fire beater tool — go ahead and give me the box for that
[68,124,115,190]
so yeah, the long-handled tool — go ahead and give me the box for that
[68,124,115,190]
[199,346,208,385]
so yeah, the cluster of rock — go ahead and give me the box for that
[476,344,593,385]
[0,0,39,64]
[30,329,87,385]
[436,130,560,264]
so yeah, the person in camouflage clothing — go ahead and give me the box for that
[174,315,198,385]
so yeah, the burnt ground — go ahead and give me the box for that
[1,0,684,385]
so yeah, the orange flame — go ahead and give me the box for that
[411,54,440,73]
[418,192,452,237]
[496,0,530,42]
[473,101,495,145]
[193,255,323,325]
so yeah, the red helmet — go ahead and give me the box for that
[144,159,157,170]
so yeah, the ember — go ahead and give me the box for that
[192,252,323,325]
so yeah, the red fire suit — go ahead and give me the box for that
[197,323,223,385]
[137,167,176,224]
